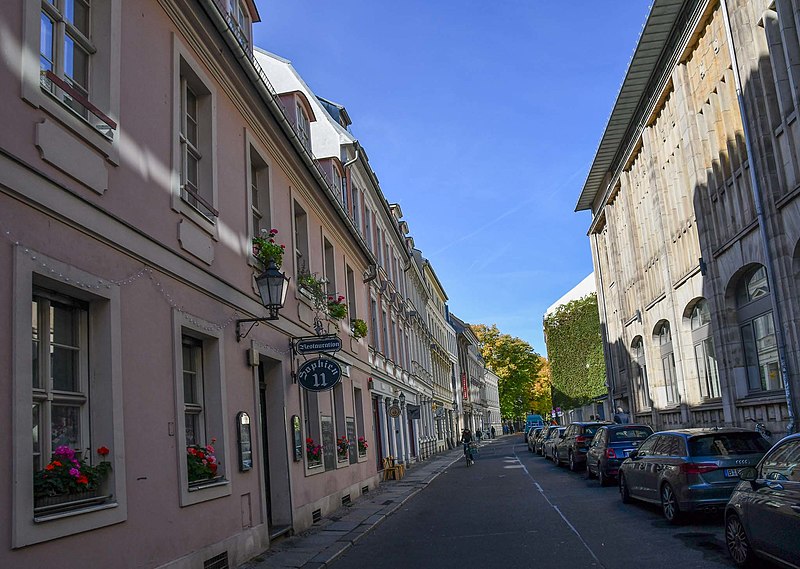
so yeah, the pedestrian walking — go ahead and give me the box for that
[476,429,483,442]
[613,407,631,424]
[490,426,496,439]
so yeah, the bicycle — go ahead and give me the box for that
[464,442,477,466]
[748,418,772,440]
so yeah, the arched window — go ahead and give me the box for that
[736,266,781,392]
[632,337,650,411]
[655,321,679,404]
[690,299,720,399]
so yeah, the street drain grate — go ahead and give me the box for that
[381,500,394,505]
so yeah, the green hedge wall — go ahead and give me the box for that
[543,293,606,409]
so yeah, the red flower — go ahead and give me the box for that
[77,475,89,485]
[97,446,110,456]
[52,460,63,467]
[45,463,55,471]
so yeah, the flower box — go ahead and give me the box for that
[34,490,109,515]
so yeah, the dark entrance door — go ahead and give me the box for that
[258,364,272,528]
[372,397,384,471]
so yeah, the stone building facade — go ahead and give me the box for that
[577,0,800,437]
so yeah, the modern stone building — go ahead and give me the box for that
[577,0,800,437]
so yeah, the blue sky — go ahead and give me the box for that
[253,2,652,355]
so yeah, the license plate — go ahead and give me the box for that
[725,468,740,478]
[623,450,632,457]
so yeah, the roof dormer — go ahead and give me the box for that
[278,91,317,151]
[226,0,260,52]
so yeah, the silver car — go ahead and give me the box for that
[618,428,770,523]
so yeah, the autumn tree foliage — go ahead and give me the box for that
[531,356,553,415]
[471,324,544,420]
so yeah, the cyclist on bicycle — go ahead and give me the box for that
[461,428,473,456]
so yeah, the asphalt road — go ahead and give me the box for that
[327,435,762,569]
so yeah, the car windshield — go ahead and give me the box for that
[611,428,652,441]
[688,433,771,456]
[584,426,600,436]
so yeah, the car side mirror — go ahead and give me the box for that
[629,450,639,459]
[739,467,758,481]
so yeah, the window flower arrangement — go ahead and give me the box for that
[306,437,322,466]
[357,436,368,456]
[327,295,348,320]
[336,435,350,460]
[252,228,286,268]
[34,445,112,502]
[187,438,219,483]
[351,318,368,340]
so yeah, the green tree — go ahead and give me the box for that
[471,324,542,421]
[530,356,552,415]
[543,293,606,410]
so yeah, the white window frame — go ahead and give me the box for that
[245,134,273,263]
[172,310,231,506]
[12,249,126,547]
[172,38,218,236]
[228,0,251,49]
[21,0,121,159]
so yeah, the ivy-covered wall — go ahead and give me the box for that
[543,293,606,409]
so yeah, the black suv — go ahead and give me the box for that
[555,421,611,471]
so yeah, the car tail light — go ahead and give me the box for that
[576,436,588,444]
[606,448,617,459]
[681,462,718,475]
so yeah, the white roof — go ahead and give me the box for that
[544,273,596,317]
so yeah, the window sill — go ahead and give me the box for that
[34,498,117,524]
[736,391,788,404]
[188,477,228,492]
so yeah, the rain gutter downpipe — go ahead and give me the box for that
[720,0,796,435]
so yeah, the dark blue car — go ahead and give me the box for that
[585,424,653,486]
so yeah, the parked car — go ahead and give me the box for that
[725,433,800,568]
[534,426,555,455]
[618,428,771,523]
[554,421,611,471]
[528,427,544,452]
[586,424,653,485]
[524,424,536,443]
[544,427,566,462]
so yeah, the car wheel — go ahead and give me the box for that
[619,473,631,504]
[585,461,595,480]
[598,467,610,487]
[661,483,682,524]
[725,513,755,567]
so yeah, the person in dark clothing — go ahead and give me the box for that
[613,407,631,424]
[490,426,496,439]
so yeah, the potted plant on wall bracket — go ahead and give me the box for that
[327,295,348,320]
[252,228,286,268]
[357,436,368,457]
[351,318,368,340]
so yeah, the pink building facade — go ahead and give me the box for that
[0,0,381,566]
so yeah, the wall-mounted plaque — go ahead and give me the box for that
[388,405,401,418]
[237,411,252,471]
[291,415,302,462]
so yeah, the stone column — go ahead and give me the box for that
[377,395,390,462]
[398,399,408,463]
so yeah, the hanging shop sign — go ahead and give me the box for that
[297,357,342,392]
[236,411,252,472]
[294,335,342,355]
